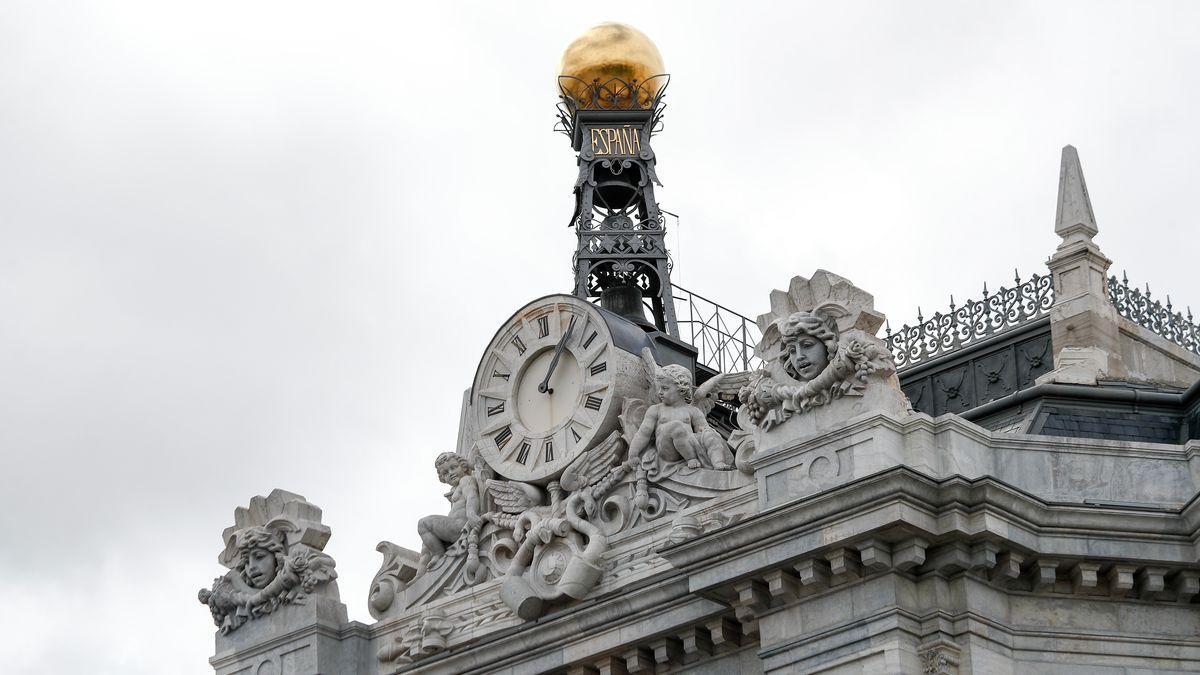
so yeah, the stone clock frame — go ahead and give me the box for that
[468,294,652,484]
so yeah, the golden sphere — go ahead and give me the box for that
[558,23,665,105]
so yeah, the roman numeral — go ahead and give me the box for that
[590,361,607,376]
[543,439,554,462]
[511,335,526,355]
[516,441,531,465]
[583,331,598,349]
[537,315,550,338]
[486,402,505,417]
[495,425,512,449]
[584,395,603,411]
[570,428,582,443]
[492,369,510,381]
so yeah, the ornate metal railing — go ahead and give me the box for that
[555,74,669,141]
[1108,272,1200,355]
[671,284,762,373]
[885,271,1055,370]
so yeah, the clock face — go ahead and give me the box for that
[471,295,618,483]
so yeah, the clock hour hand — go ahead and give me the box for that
[538,315,577,394]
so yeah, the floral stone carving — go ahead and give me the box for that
[738,271,909,452]
[198,489,338,634]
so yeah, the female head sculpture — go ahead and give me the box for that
[777,311,839,383]
[235,526,287,590]
[199,491,339,634]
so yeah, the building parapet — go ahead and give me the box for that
[1109,271,1200,356]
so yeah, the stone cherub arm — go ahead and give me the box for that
[625,402,666,463]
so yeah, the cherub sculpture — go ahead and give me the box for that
[623,348,745,477]
[416,452,482,574]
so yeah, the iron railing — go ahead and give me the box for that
[671,284,762,373]
[1108,272,1200,355]
[885,271,1055,370]
[555,74,669,142]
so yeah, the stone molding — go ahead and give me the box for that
[390,581,729,674]
[748,407,1199,512]
[387,463,1200,673]
[1117,318,1200,387]
[209,617,371,674]
[660,467,1200,588]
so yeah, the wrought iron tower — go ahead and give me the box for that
[557,74,678,336]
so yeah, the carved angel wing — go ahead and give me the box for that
[693,370,753,415]
[619,397,650,444]
[559,430,625,493]
[485,479,543,514]
[640,347,661,403]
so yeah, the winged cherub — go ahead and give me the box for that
[415,452,482,574]
[626,350,737,472]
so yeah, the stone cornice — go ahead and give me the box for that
[209,619,366,670]
[660,467,1200,590]
[398,576,727,674]
[756,409,1194,469]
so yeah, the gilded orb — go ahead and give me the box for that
[558,23,666,107]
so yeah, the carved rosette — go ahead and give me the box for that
[197,489,339,634]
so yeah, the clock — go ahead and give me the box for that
[470,294,648,483]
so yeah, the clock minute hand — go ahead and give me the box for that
[538,315,577,394]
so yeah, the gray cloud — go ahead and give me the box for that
[1,2,1197,672]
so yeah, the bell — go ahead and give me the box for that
[601,285,655,330]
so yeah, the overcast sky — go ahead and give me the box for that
[2,2,1197,673]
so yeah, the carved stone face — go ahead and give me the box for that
[245,548,278,589]
[437,461,464,487]
[656,378,685,405]
[787,335,829,382]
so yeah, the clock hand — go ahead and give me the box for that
[538,315,577,394]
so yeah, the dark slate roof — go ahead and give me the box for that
[1032,406,1181,444]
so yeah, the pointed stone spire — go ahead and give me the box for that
[1054,145,1099,247]
[1042,144,1118,386]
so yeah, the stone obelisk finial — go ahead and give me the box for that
[1040,145,1120,385]
[1054,145,1099,248]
